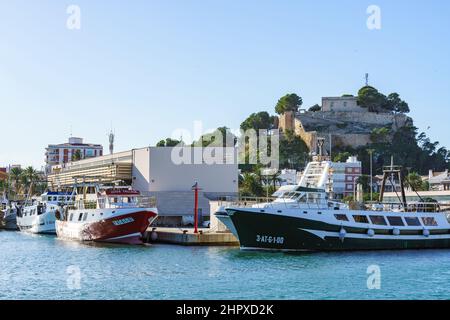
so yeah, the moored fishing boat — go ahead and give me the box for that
[1,193,18,230]
[56,184,158,245]
[17,192,73,234]
[217,161,450,252]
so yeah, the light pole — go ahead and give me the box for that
[368,149,375,202]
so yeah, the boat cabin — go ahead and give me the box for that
[42,192,74,204]
[97,189,142,209]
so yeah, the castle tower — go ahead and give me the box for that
[278,111,295,133]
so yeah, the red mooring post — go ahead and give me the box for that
[193,182,199,234]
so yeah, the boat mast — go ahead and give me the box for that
[379,156,407,208]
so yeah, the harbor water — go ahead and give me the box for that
[1,230,450,300]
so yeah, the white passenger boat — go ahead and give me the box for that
[56,184,158,245]
[17,192,73,234]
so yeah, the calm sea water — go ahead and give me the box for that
[1,230,450,300]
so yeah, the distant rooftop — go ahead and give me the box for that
[47,137,102,148]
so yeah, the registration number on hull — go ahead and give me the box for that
[112,217,134,226]
[256,235,284,244]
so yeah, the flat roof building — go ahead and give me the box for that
[47,146,239,226]
[45,137,103,172]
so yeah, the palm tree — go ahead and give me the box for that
[9,167,23,196]
[21,166,40,196]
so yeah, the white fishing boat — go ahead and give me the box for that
[56,184,158,245]
[217,160,450,252]
[17,192,73,234]
[1,193,18,230]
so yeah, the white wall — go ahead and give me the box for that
[132,147,239,193]
[322,97,362,112]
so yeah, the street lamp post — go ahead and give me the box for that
[368,149,375,202]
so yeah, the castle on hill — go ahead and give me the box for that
[278,95,411,154]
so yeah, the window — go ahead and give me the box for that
[353,215,369,223]
[335,214,349,221]
[422,217,438,226]
[82,213,88,221]
[69,213,74,221]
[343,102,347,107]
[387,216,404,226]
[369,215,387,225]
[78,213,83,221]
[405,217,421,226]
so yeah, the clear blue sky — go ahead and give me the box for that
[1,0,449,169]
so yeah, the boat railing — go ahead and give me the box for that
[67,200,98,210]
[68,196,157,210]
[135,196,157,208]
[366,201,450,213]
[221,196,331,210]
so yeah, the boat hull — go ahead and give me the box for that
[2,212,18,230]
[17,212,57,234]
[227,208,450,252]
[56,209,158,245]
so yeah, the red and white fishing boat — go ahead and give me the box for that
[56,185,158,245]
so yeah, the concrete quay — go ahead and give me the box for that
[143,227,239,246]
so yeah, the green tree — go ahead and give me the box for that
[279,130,309,169]
[157,138,182,147]
[275,93,303,114]
[386,93,410,114]
[240,112,276,132]
[370,127,391,144]
[333,152,351,163]
[193,127,236,147]
[405,172,425,191]
[356,175,371,193]
[239,173,263,197]
[72,150,82,161]
[308,104,321,112]
[357,86,388,113]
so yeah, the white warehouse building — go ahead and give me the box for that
[47,147,239,226]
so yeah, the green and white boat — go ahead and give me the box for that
[216,162,450,252]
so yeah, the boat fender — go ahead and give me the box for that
[150,231,158,242]
[367,229,375,237]
[339,228,346,242]
[423,229,430,237]
[393,228,400,236]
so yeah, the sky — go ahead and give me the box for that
[1,0,449,169]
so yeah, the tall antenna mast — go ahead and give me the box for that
[109,129,115,155]
[365,73,369,86]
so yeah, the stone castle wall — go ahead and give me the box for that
[278,109,411,152]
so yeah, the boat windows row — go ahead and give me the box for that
[68,212,89,222]
[334,214,438,227]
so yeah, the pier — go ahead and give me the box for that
[143,227,239,246]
